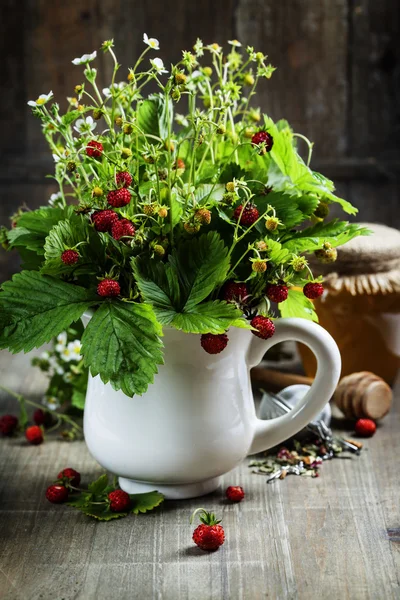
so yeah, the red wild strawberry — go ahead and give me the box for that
[107,188,131,208]
[57,468,81,488]
[25,425,44,445]
[46,484,69,504]
[303,282,324,300]
[233,203,259,226]
[86,140,103,158]
[226,486,245,502]
[116,171,133,188]
[251,130,274,152]
[223,281,249,304]
[61,249,79,265]
[191,509,225,552]
[92,209,119,232]
[0,415,18,436]
[200,333,228,354]
[173,158,186,171]
[355,418,376,437]
[266,284,289,303]
[108,489,131,512]
[97,279,121,297]
[250,315,275,339]
[33,409,53,428]
[111,218,136,241]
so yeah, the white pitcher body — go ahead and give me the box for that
[83,318,341,499]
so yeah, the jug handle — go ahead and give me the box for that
[247,318,341,454]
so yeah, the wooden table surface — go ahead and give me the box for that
[0,349,399,600]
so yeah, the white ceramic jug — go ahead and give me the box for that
[83,317,341,499]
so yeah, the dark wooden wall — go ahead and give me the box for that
[1,0,399,279]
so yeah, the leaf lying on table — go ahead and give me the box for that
[67,474,164,521]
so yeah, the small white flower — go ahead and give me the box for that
[63,372,73,383]
[206,43,222,55]
[55,332,67,351]
[40,351,50,360]
[150,57,168,74]
[143,33,159,50]
[42,395,60,411]
[67,340,82,362]
[67,97,79,107]
[48,356,64,375]
[59,346,74,362]
[72,51,97,65]
[228,39,242,47]
[102,82,126,98]
[175,114,189,128]
[74,116,97,135]
[48,191,63,207]
[27,91,53,107]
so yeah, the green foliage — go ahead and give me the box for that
[282,220,371,253]
[81,301,164,396]
[7,207,74,255]
[279,289,318,322]
[67,473,164,521]
[0,271,98,353]
[136,94,173,140]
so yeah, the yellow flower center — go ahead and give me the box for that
[36,97,46,105]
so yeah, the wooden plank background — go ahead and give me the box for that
[0,0,399,280]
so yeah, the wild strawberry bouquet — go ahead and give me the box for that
[0,37,367,397]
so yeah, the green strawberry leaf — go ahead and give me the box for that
[282,220,371,253]
[172,300,251,334]
[81,300,164,396]
[42,215,105,275]
[129,491,164,514]
[279,289,318,322]
[7,207,74,254]
[88,474,109,495]
[78,504,128,521]
[0,271,98,353]
[194,183,225,205]
[136,94,172,141]
[71,389,86,410]
[131,259,179,325]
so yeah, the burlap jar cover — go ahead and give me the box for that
[299,223,400,385]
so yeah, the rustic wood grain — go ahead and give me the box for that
[0,349,399,599]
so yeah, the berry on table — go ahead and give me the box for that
[355,419,377,437]
[226,486,245,502]
[25,425,44,445]
[191,509,225,552]
[200,333,229,354]
[97,279,121,298]
[57,468,81,488]
[92,209,119,232]
[0,415,18,436]
[223,281,249,304]
[116,171,133,188]
[303,282,324,300]
[61,249,79,265]
[233,203,259,226]
[46,484,69,504]
[111,219,136,240]
[108,489,131,512]
[86,140,103,158]
[266,284,289,303]
[251,130,274,152]
[250,315,275,339]
[107,188,131,208]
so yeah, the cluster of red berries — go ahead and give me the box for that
[45,467,132,512]
[0,408,57,444]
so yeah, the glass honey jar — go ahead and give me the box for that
[299,223,400,385]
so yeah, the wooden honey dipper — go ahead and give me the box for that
[251,367,393,420]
